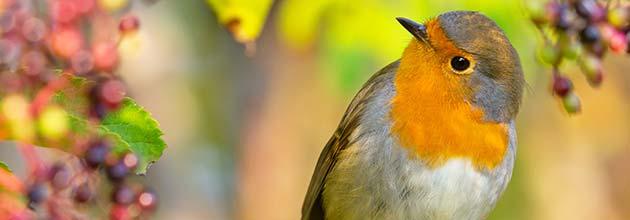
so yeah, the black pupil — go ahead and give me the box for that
[451,56,470,71]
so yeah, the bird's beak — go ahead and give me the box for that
[396,17,429,45]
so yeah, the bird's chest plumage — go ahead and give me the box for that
[321,80,516,220]
[322,123,515,220]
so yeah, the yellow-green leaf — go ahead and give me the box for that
[0,162,9,173]
[206,0,274,43]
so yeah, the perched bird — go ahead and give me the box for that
[301,11,525,220]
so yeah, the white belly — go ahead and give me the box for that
[322,123,516,220]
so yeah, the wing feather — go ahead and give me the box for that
[301,61,399,220]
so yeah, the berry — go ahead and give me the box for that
[101,79,126,108]
[85,141,110,168]
[49,163,71,190]
[575,0,605,22]
[74,183,93,203]
[21,50,47,76]
[607,7,629,28]
[92,42,119,72]
[579,25,600,44]
[119,15,140,34]
[27,183,47,206]
[609,31,628,53]
[562,92,582,114]
[51,27,83,59]
[137,189,158,211]
[71,50,94,74]
[553,4,574,31]
[112,185,136,205]
[122,153,138,170]
[107,161,129,182]
[579,54,603,86]
[75,0,96,14]
[50,0,79,24]
[21,17,47,42]
[110,205,130,220]
[553,75,573,97]
[539,45,562,65]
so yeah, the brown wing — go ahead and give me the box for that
[301,61,399,220]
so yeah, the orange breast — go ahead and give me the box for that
[390,26,508,170]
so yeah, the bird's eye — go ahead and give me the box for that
[450,56,470,72]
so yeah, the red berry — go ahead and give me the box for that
[122,153,138,170]
[92,42,119,72]
[74,183,93,203]
[74,0,96,14]
[51,26,83,58]
[553,75,572,97]
[137,189,158,211]
[119,15,140,34]
[50,0,78,24]
[110,205,130,220]
[21,17,47,42]
[101,79,126,108]
[21,50,47,76]
[609,31,628,53]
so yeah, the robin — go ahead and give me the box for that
[302,11,524,220]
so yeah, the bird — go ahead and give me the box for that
[301,11,525,220]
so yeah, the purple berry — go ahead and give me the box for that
[85,141,109,168]
[74,183,93,203]
[27,183,47,206]
[553,75,573,97]
[112,185,136,206]
[49,163,71,190]
[107,161,129,182]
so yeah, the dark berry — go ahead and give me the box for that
[580,25,600,44]
[49,163,71,190]
[27,183,47,206]
[553,4,573,30]
[107,161,129,182]
[575,0,605,21]
[588,41,607,58]
[112,185,136,206]
[85,141,109,168]
[553,75,573,97]
[74,183,93,203]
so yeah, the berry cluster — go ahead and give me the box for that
[527,0,630,113]
[0,0,158,219]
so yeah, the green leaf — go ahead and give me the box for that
[50,75,166,174]
[100,98,166,174]
[0,161,10,173]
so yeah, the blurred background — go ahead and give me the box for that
[2,0,630,219]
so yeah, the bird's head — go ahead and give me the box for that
[395,11,524,122]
